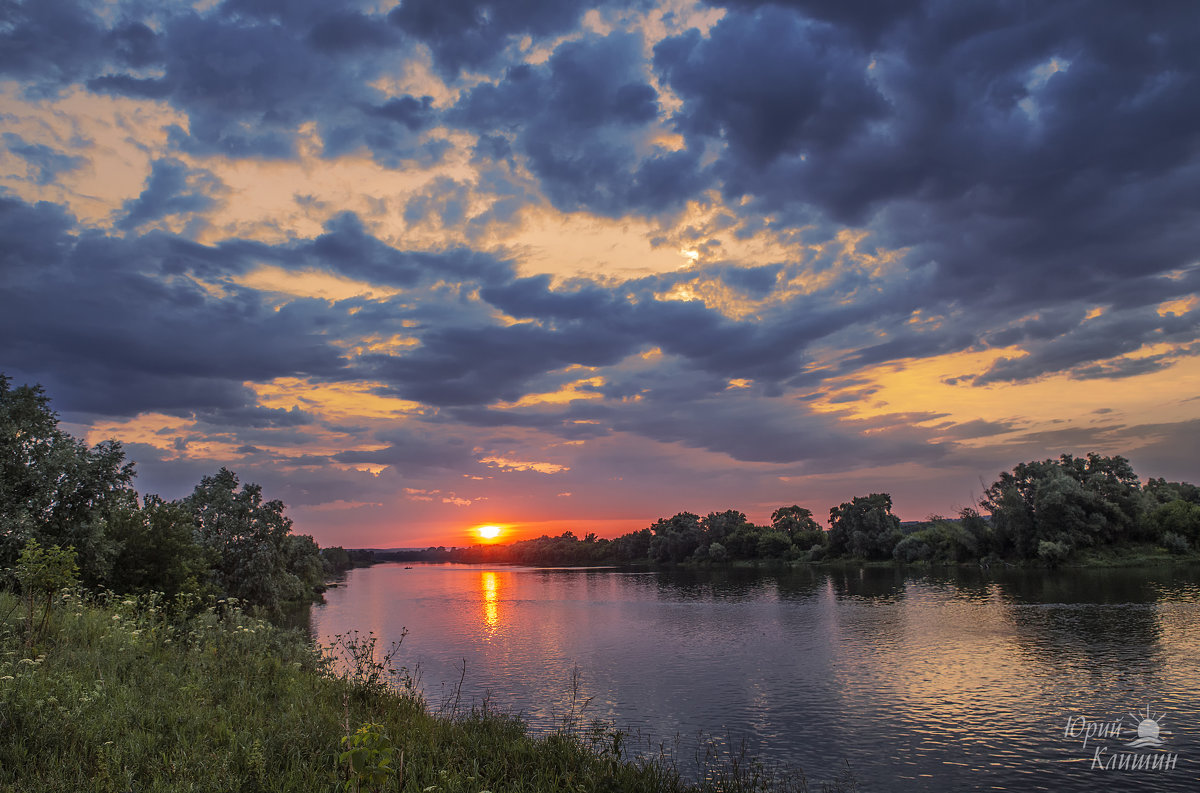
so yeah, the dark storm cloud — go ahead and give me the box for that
[973,306,1200,384]
[2,134,88,185]
[459,377,951,469]
[403,177,471,229]
[289,212,514,287]
[306,9,399,52]
[654,1,1200,314]
[0,0,107,87]
[477,264,945,397]
[117,158,223,231]
[194,404,314,428]
[388,0,591,79]
[0,195,537,421]
[50,1,431,164]
[979,416,1200,486]
[361,319,635,406]
[0,197,346,415]
[454,30,707,216]
[332,427,475,473]
[932,418,1017,441]
[123,440,393,508]
[654,9,885,175]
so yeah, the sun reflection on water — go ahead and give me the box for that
[480,570,500,634]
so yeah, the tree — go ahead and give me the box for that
[611,528,651,562]
[756,530,792,559]
[183,468,318,612]
[701,510,748,543]
[647,513,702,563]
[828,494,902,559]
[0,374,136,585]
[707,541,728,562]
[11,539,78,645]
[106,496,212,597]
[1145,477,1200,506]
[771,505,824,547]
[982,453,1146,558]
[892,517,977,563]
[1145,499,1200,544]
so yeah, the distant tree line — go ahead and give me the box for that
[399,454,1200,568]
[0,375,364,614]
[7,374,1198,585]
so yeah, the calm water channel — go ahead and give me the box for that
[308,562,1200,791]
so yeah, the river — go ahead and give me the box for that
[307,562,1200,791]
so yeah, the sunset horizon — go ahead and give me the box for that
[2,0,1197,550]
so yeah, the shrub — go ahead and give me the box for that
[1037,540,1072,568]
[893,535,932,563]
[1161,531,1190,555]
[337,722,400,793]
[1146,499,1200,543]
[755,531,792,559]
[10,539,78,644]
[707,542,728,562]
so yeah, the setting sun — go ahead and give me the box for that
[476,525,503,541]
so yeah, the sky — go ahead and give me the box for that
[2,0,1199,548]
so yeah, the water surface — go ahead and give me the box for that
[310,563,1200,791]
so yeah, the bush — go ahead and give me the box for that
[1161,531,1190,555]
[893,535,932,563]
[1145,499,1200,543]
[1037,540,1072,567]
[755,531,792,559]
[10,539,78,644]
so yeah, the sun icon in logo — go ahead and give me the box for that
[1126,705,1167,748]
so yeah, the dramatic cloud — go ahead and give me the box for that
[1,0,1197,545]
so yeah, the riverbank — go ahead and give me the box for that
[0,590,847,793]
[361,542,1200,573]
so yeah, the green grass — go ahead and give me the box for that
[0,590,849,793]
[1069,542,1200,568]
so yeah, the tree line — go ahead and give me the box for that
[1,375,365,614]
[7,373,1199,588]
[396,456,1200,568]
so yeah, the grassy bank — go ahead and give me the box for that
[0,590,848,793]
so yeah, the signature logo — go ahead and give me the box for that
[1064,702,1179,772]
[1126,705,1167,749]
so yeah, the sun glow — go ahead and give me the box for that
[476,525,503,541]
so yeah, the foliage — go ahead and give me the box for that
[183,468,324,613]
[648,513,703,564]
[612,528,652,562]
[828,494,902,560]
[892,518,978,564]
[755,531,792,560]
[771,506,822,547]
[0,375,137,586]
[1144,477,1200,506]
[10,538,78,643]
[106,497,212,598]
[981,453,1144,558]
[702,510,750,543]
[0,589,838,793]
[337,723,400,793]
[1160,531,1190,555]
[1036,540,1071,568]
[1144,499,1200,543]
[322,629,416,698]
[0,375,331,615]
